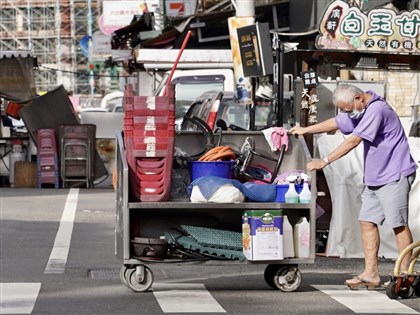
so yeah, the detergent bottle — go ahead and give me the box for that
[285,175,299,203]
[282,214,295,258]
[299,174,311,204]
[294,217,310,258]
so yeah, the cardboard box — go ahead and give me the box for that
[242,210,283,261]
[14,161,37,188]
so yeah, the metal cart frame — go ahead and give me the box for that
[115,130,317,292]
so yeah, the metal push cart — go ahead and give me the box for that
[115,130,317,292]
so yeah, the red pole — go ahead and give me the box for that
[163,30,192,96]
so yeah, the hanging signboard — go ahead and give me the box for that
[237,22,274,77]
[301,71,319,88]
[316,0,420,54]
[92,32,112,61]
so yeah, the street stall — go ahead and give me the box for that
[0,51,109,188]
[114,16,320,291]
[113,0,414,294]
[115,124,317,292]
[0,51,37,186]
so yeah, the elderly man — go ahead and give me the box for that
[290,83,417,289]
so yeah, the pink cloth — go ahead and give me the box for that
[262,127,288,151]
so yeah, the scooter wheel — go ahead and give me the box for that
[398,285,414,299]
[386,281,399,299]
[413,278,420,297]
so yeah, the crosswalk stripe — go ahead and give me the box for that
[0,283,41,314]
[45,188,79,274]
[312,285,419,314]
[153,283,226,313]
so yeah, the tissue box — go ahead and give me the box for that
[242,210,283,261]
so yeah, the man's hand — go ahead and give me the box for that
[289,125,306,136]
[307,159,328,171]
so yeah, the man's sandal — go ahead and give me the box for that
[345,276,382,290]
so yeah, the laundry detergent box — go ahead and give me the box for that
[242,210,283,261]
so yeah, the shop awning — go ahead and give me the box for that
[0,51,37,102]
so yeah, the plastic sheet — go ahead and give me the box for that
[316,132,419,259]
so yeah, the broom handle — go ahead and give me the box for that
[163,30,192,96]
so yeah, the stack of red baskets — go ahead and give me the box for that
[36,129,60,188]
[123,84,176,202]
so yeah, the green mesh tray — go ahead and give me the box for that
[180,225,243,250]
[165,232,245,261]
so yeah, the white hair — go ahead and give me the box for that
[332,84,363,106]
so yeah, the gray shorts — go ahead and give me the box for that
[359,172,416,228]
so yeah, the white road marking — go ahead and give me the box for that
[0,283,41,314]
[44,188,79,274]
[312,285,419,314]
[153,283,226,313]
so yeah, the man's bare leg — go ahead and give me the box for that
[346,221,381,286]
[394,226,413,272]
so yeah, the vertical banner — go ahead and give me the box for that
[228,16,254,104]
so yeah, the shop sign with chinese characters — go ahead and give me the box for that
[302,71,319,88]
[316,0,420,53]
[301,87,319,125]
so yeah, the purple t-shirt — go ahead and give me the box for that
[335,91,417,186]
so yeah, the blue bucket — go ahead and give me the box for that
[188,161,235,181]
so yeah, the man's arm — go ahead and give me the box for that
[289,118,338,135]
[307,134,363,171]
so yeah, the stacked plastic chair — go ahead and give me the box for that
[123,84,176,202]
[59,124,96,188]
[37,128,60,188]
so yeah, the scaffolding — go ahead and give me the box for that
[0,0,242,97]
[0,0,100,95]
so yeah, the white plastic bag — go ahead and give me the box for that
[190,184,245,203]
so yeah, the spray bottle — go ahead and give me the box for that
[285,175,299,203]
[299,174,311,204]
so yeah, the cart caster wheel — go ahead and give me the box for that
[386,281,399,299]
[126,266,154,292]
[119,265,129,286]
[264,264,281,289]
[266,265,301,292]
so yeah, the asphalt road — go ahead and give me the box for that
[1,187,419,315]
